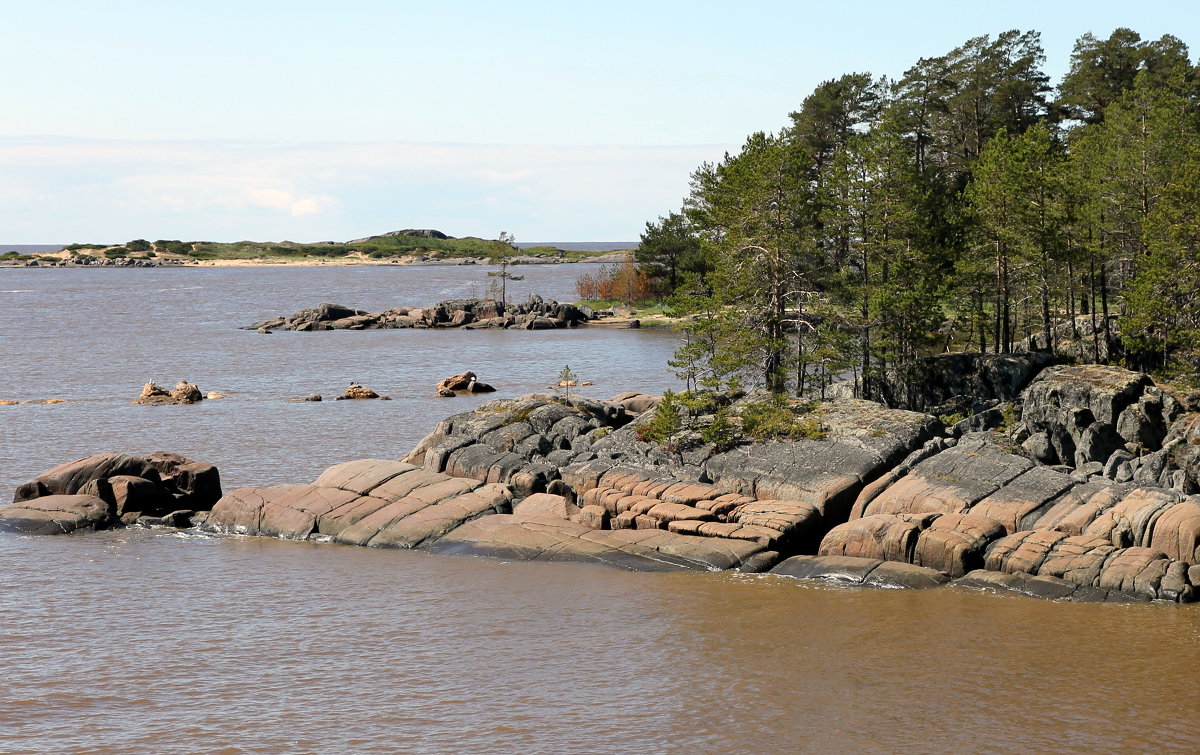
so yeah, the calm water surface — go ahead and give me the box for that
[1,265,1198,753]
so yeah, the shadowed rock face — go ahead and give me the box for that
[842,351,1056,414]
[1021,364,1181,469]
[2,452,221,532]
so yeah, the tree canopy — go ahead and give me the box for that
[636,28,1200,404]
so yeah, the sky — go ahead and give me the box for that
[2,1,1198,243]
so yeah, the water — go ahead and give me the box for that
[0,264,678,492]
[1,265,1198,753]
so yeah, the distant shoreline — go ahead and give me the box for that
[3,242,638,253]
[1,249,635,269]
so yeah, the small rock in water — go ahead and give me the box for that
[134,379,204,405]
[436,371,496,395]
[302,394,323,402]
[337,383,384,400]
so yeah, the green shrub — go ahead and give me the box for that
[699,408,739,449]
[939,412,965,427]
[154,240,193,255]
[997,403,1019,434]
[636,390,683,443]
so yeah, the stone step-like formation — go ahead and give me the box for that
[821,425,1200,601]
[202,459,512,549]
[200,458,776,571]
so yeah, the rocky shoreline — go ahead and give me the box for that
[4,360,1200,604]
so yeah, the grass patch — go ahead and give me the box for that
[739,396,827,441]
[575,299,678,316]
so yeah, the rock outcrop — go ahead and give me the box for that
[1,452,222,532]
[20,364,1200,605]
[247,294,596,332]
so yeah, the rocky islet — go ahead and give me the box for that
[247,294,599,333]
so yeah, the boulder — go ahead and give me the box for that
[336,383,382,400]
[513,493,579,519]
[607,392,660,415]
[13,452,162,501]
[819,511,1005,578]
[983,529,1194,602]
[436,371,478,393]
[951,569,1111,602]
[134,379,205,405]
[0,494,112,534]
[705,398,939,522]
[854,435,1033,519]
[8,452,222,530]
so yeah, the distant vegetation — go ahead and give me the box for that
[55,232,605,263]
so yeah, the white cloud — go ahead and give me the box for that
[0,137,732,242]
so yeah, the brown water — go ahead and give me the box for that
[1,266,1198,753]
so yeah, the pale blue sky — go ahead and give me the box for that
[2,1,1196,242]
